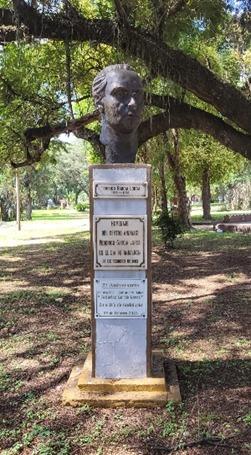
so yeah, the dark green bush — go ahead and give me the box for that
[155,209,183,248]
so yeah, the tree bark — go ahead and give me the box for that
[75,190,81,206]
[139,100,251,161]
[152,186,158,214]
[158,155,168,212]
[26,190,32,220]
[0,201,10,221]
[16,170,21,230]
[167,130,191,229]
[202,166,212,220]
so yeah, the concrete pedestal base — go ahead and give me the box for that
[62,352,181,408]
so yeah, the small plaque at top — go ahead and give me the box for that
[93,182,148,198]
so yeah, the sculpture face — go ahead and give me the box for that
[101,70,144,133]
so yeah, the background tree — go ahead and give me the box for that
[183,132,246,219]
[222,162,251,210]
[26,141,89,210]
[0,167,17,221]
[52,143,89,205]
[0,140,89,220]
[0,0,250,169]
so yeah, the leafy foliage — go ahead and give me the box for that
[155,209,184,248]
[76,201,89,212]
[182,131,246,187]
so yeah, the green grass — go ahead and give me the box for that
[153,225,251,250]
[175,229,251,250]
[0,210,90,246]
[190,205,251,223]
[31,208,88,221]
[0,219,250,454]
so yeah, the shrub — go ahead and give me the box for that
[76,202,89,212]
[155,209,183,248]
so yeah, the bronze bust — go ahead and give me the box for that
[92,64,144,163]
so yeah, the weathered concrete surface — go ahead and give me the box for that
[92,166,149,378]
[62,352,181,408]
[95,319,147,378]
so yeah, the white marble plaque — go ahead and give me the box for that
[94,216,147,269]
[93,182,147,198]
[94,279,147,318]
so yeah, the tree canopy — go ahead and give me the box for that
[0,0,250,167]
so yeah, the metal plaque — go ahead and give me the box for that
[94,216,147,269]
[94,279,147,318]
[93,182,148,198]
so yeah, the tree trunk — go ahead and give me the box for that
[158,156,168,212]
[16,170,21,231]
[26,192,32,220]
[152,186,158,214]
[23,171,32,220]
[75,190,81,206]
[166,130,191,229]
[0,201,9,221]
[202,166,212,220]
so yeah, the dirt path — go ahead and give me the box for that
[0,229,250,454]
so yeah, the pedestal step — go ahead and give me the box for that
[62,352,181,408]
[78,353,166,392]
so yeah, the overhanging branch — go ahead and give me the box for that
[139,103,251,160]
[21,99,251,162]
[24,109,99,141]
[2,1,250,136]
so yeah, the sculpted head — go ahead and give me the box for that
[92,64,144,134]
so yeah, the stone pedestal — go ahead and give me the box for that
[62,351,181,407]
[91,165,151,379]
[63,164,181,407]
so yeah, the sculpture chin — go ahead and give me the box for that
[109,115,141,134]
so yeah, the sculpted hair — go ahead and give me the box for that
[92,64,134,107]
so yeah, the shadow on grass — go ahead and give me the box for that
[152,231,251,293]
[0,229,250,454]
[177,357,251,397]
[0,232,90,290]
[153,281,250,345]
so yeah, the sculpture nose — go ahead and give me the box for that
[128,96,136,109]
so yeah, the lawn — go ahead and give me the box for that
[0,219,250,454]
[31,209,86,221]
[0,209,89,248]
[190,203,251,223]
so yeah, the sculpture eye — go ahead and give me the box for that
[112,88,128,99]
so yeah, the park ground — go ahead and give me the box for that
[0,209,251,455]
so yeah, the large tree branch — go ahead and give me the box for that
[21,97,250,162]
[1,1,250,136]
[13,109,103,167]
[139,100,251,160]
[11,115,103,168]
[75,127,105,160]
[11,137,51,168]
[24,110,99,142]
